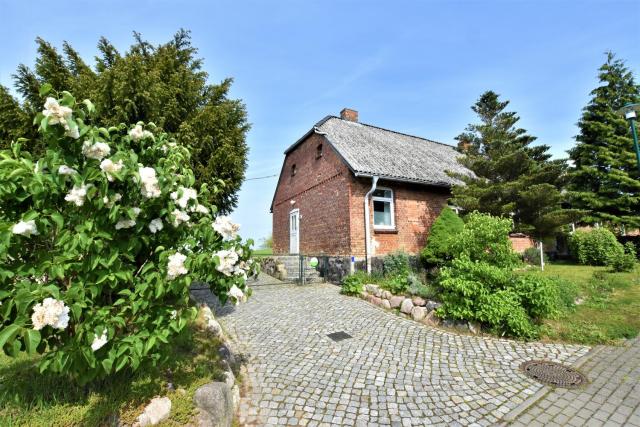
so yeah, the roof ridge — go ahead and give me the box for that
[324,115,456,149]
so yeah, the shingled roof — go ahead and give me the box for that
[285,115,468,187]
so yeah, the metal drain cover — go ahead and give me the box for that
[327,331,352,342]
[521,360,586,388]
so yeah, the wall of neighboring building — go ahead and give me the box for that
[509,234,535,253]
[348,178,450,257]
[271,133,352,255]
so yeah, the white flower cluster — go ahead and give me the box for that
[100,159,124,181]
[171,209,190,227]
[58,165,77,176]
[82,141,111,160]
[148,218,163,234]
[139,167,161,198]
[213,216,240,240]
[128,124,153,141]
[171,186,208,214]
[31,297,70,331]
[65,184,90,206]
[103,193,122,208]
[42,97,79,139]
[215,249,240,276]
[12,220,38,237]
[167,252,188,280]
[91,329,108,351]
[170,187,198,209]
[115,207,142,230]
[227,284,245,305]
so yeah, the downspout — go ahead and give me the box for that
[364,176,379,274]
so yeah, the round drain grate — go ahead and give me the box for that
[520,360,586,388]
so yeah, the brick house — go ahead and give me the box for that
[270,108,469,271]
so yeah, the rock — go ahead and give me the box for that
[381,299,391,310]
[574,297,585,305]
[425,300,441,312]
[389,296,404,308]
[222,370,235,388]
[198,305,223,338]
[381,290,392,300]
[134,397,172,426]
[411,296,426,306]
[411,306,426,321]
[365,284,379,295]
[374,288,383,298]
[422,310,440,327]
[400,298,414,314]
[231,384,240,411]
[370,296,383,306]
[468,321,481,335]
[194,382,234,427]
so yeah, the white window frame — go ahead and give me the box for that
[372,187,395,230]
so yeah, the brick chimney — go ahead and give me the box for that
[340,108,358,122]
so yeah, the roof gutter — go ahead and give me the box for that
[354,172,453,188]
[364,176,379,274]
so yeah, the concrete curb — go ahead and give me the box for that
[498,345,605,425]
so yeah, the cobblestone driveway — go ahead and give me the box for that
[505,336,640,426]
[193,274,588,426]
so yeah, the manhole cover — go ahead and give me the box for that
[520,360,586,388]
[327,331,352,342]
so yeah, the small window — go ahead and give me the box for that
[373,187,394,229]
[291,164,297,176]
[316,144,323,159]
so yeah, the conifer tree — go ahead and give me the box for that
[451,91,583,238]
[568,52,640,229]
[0,30,249,213]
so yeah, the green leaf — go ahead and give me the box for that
[39,83,53,97]
[0,324,22,351]
[101,357,113,373]
[22,329,41,355]
[51,212,64,230]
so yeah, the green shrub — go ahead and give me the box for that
[340,271,369,295]
[421,207,464,266]
[382,252,410,277]
[569,228,623,266]
[438,258,565,338]
[608,242,636,272]
[380,274,410,295]
[0,90,256,384]
[453,212,521,269]
[522,247,547,266]
[407,275,437,299]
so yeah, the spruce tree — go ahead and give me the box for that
[568,52,640,229]
[0,30,249,213]
[451,91,583,238]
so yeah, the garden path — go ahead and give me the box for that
[192,274,588,426]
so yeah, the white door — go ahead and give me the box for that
[289,209,299,254]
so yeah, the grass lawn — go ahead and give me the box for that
[252,248,273,255]
[532,262,640,345]
[0,324,227,426]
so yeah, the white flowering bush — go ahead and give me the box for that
[0,88,257,383]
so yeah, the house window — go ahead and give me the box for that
[316,144,323,159]
[291,164,297,176]
[373,187,394,229]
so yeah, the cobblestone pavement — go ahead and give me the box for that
[192,274,588,426]
[506,336,640,427]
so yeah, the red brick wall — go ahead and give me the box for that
[348,178,450,257]
[272,133,352,255]
[509,235,535,253]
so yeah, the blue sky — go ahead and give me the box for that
[1,0,639,243]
